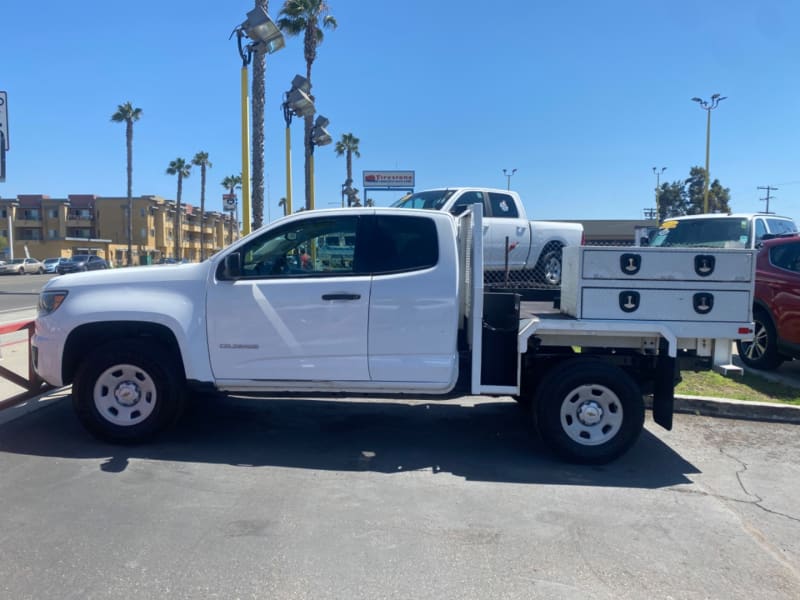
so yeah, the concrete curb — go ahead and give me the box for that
[674,394,800,424]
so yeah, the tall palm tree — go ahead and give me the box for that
[110,101,142,266]
[334,133,360,206]
[277,0,337,210]
[166,158,191,260]
[221,174,243,244]
[251,0,268,230]
[192,151,212,260]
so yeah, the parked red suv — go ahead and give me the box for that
[737,235,800,369]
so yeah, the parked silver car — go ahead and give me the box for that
[0,258,45,275]
[42,257,70,274]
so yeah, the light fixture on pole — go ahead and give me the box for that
[652,166,666,221]
[309,114,332,211]
[502,168,517,190]
[691,93,726,214]
[232,7,285,235]
[282,75,315,216]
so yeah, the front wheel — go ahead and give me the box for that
[72,339,185,443]
[736,310,784,370]
[534,358,644,464]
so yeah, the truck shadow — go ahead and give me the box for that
[0,393,698,488]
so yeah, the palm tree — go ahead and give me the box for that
[277,0,337,210]
[166,158,191,260]
[110,101,142,266]
[334,133,360,206]
[251,0,268,230]
[221,174,242,244]
[192,151,212,260]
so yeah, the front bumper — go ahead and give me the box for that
[31,326,65,387]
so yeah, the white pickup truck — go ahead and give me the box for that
[33,206,754,464]
[391,187,584,286]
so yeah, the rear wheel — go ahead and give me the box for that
[736,309,784,370]
[538,247,563,286]
[72,339,185,443]
[534,358,644,464]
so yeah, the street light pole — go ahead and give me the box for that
[502,168,517,190]
[691,94,726,214]
[232,7,285,235]
[652,166,666,221]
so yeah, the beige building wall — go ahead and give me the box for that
[0,194,240,265]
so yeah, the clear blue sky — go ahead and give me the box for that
[2,0,799,223]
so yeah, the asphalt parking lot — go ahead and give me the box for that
[0,391,798,599]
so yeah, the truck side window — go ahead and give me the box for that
[767,218,798,236]
[487,192,519,218]
[371,215,438,273]
[755,219,767,244]
[233,216,361,278]
[450,192,484,216]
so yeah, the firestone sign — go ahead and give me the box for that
[362,170,415,190]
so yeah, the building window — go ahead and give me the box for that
[140,228,147,240]
[49,209,59,218]
[23,209,42,221]
[20,229,43,241]
[141,208,147,218]
[67,209,93,220]
[150,229,156,237]
[48,229,59,239]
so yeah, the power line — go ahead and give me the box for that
[757,185,778,214]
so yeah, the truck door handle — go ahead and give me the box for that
[322,293,361,301]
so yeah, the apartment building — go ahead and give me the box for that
[0,194,240,265]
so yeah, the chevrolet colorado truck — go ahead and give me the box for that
[33,206,754,464]
[391,187,583,286]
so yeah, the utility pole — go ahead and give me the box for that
[757,186,778,214]
[653,167,666,221]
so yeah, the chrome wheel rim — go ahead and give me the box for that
[560,384,623,446]
[742,320,768,362]
[543,255,561,285]
[93,363,157,426]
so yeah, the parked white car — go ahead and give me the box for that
[0,257,45,275]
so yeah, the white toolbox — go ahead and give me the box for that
[561,246,755,322]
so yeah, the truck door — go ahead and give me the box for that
[485,191,531,269]
[365,214,460,388]
[207,215,371,382]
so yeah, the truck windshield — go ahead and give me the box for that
[391,190,455,210]
[650,217,751,248]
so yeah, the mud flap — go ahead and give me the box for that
[652,340,675,430]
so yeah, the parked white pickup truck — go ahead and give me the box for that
[391,188,583,285]
[33,206,754,464]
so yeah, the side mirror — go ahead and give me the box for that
[450,205,468,216]
[223,252,242,279]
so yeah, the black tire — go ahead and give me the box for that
[538,247,563,286]
[72,339,185,443]
[534,358,644,464]
[38,267,44,274]
[17,267,24,275]
[736,309,784,371]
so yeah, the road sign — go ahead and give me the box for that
[0,92,8,151]
[223,194,237,211]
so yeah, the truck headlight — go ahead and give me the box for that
[38,290,68,316]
